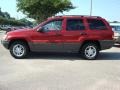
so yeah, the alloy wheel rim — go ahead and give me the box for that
[85,46,97,59]
[13,44,25,57]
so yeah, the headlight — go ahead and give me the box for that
[2,35,7,40]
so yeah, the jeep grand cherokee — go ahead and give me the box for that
[1,15,114,60]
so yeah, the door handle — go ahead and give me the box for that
[80,32,87,35]
[56,33,62,36]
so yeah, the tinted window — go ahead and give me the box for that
[43,20,62,31]
[66,19,85,31]
[87,19,107,30]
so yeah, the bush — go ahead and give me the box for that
[0,16,25,26]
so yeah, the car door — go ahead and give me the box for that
[31,19,64,52]
[62,18,88,52]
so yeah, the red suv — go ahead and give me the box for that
[1,15,114,60]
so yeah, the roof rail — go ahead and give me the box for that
[47,15,101,20]
[54,15,101,18]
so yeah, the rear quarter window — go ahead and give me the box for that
[87,19,108,30]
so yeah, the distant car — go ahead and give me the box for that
[110,23,120,44]
[0,26,9,31]
[0,25,13,32]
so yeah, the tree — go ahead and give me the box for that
[0,16,25,26]
[17,0,74,22]
[0,8,26,26]
[0,8,10,19]
[19,18,33,26]
[3,12,11,19]
[0,8,5,17]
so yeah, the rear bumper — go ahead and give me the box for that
[1,40,10,49]
[100,40,114,50]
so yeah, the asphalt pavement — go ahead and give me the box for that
[0,31,120,90]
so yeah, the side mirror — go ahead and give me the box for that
[37,27,48,33]
[37,27,44,32]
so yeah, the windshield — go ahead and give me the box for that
[33,22,44,29]
[33,20,48,30]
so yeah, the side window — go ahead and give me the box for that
[43,20,62,31]
[87,19,107,30]
[66,19,85,31]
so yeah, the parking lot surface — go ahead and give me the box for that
[0,31,120,90]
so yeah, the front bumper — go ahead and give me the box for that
[114,36,120,43]
[1,40,10,49]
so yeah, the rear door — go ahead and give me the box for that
[62,18,88,52]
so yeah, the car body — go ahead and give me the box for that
[110,23,120,44]
[1,15,114,60]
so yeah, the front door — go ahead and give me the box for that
[31,19,64,52]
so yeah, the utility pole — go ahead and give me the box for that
[90,0,93,16]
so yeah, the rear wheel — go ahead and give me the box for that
[80,43,99,60]
[10,41,29,59]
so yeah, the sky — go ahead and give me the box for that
[0,0,120,21]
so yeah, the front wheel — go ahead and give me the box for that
[80,43,99,60]
[10,41,29,59]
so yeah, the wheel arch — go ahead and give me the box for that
[80,40,101,51]
[8,39,30,51]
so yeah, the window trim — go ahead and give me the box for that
[66,18,86,31]
[87,18,108,30]
[42,19,63,31]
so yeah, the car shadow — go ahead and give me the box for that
[28,52,81,61]
[113,44,120,48]
[27,52,120,61]
[98,52,120,60]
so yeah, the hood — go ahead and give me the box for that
[11,28,31,32]
[6,28,34,36]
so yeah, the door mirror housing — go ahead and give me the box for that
[37,27,48,33]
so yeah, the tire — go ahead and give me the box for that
[10,41,29,59]
[80,43,99,60]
